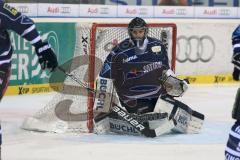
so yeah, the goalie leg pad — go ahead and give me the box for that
[172,105,204,134]
[232,87,240,120]
[154,96,205,134]
[94,117,110,134]
[148,118,175,136]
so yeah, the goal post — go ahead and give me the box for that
[21,22,177,133]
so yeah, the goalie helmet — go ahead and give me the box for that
[128,17,148,47]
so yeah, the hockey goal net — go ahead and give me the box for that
[21,22,177,133]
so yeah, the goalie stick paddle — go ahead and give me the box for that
[111,103,167,138]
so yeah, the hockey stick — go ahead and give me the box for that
[57,66,95,93]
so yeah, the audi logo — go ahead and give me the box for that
[176,9,187,15]
[219,9,230,16]
[61,7,71,14]
[17,6,29,13]
[177,35,215,63]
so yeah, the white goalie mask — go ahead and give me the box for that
[128,17,148,49]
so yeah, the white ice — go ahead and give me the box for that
[0,84,238,160]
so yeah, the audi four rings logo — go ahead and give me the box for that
[61,7,71,14]
[219,9,230,16]
[176,9,186,15]
[177,35,215,63]
[17,6,29,13]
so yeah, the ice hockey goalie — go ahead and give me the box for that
[93,17,204,138]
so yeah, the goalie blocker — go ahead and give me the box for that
[93,75,204,137]
[93,76,116,113]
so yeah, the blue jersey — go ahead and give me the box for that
[0,1,42,65]
[225,121,240,159]
[100,37,169,113]
[232,25,240,56]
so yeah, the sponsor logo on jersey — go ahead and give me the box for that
[151,46,161,53]
[3,3,18,16]
[225,153,240,160]
[96,79,107,110]
[127,68,144,78]
[123,55,137,63]
[143,62,162,73]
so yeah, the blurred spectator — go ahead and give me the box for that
[159,0,188,6]
[79,0,89,3]
[5,0,105,4]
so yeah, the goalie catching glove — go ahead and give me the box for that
[161,69,188,97]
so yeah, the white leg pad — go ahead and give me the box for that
[94,117,110,134]
[153,97,204,134]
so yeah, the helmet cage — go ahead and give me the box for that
[128,17,149,47]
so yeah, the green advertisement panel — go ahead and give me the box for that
[9,23,76,86]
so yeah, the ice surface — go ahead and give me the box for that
[0,84,238,160]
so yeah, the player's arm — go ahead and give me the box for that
[99,53,114,79]
[231,25,240,80]
[0,2,57,71]
[0,2,40,45]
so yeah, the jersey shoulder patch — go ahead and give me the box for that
[100,63,111,76]
[116,38,133,53]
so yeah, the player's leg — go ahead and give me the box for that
[232,87,240,120]
[154,95,205,134]
[0,63,11,101]
[0,62,11,160]
[120,98,158,114]
[225,121,240,159]
[225,87,240,159]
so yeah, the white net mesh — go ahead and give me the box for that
[21,23,176,133]
[22,23,92,133]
